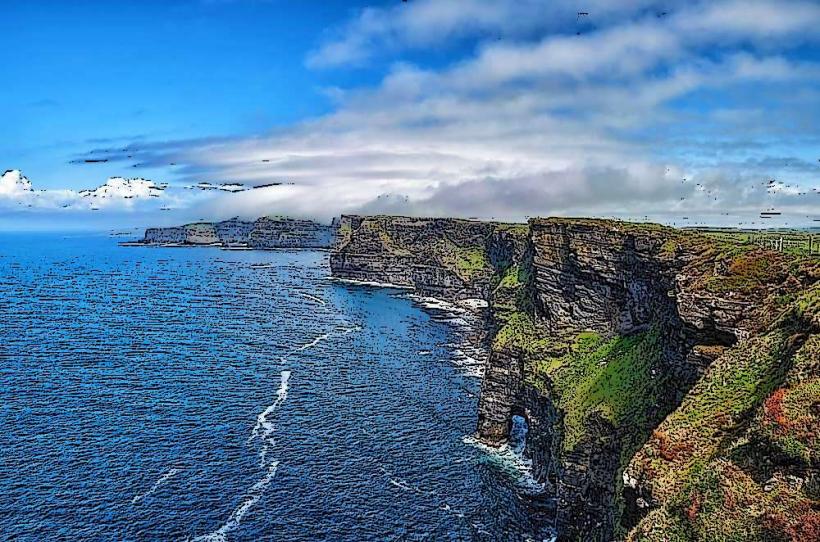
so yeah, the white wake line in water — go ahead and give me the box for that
[132,468,180,505]
[189,371,290,542]
[249,370,291,466]
[297,333,330,351]
[188,461,279,542]
[462,435,545,495]
[296,291,326,305]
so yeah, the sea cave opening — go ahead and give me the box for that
[509,414,529,456]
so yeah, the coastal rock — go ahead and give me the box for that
[329,214,818,542]
[139,217,335,248]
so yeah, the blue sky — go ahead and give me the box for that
[1,1,376,185]
[1,0,819,230]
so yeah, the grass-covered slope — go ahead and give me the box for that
[331,215,819,540]
[626,287,819,542]
[483,218,818,540]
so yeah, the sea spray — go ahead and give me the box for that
[462,435,545,496]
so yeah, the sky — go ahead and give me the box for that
[1,0,819,231]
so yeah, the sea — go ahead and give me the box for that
[0,232,551,541]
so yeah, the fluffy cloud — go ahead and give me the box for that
[0,170,33,197]
[0,170,178,211]
[72,0,820,227]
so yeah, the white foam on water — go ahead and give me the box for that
[388,478,414,492]
[378,465,436,498]
[331,277,413,290]
[402,293,487,378]
[460,298,489,310]
[296,291,326,305]
[132,467,180,505]
[189,461,280,542]
[190,370,291,541]
[462,435,545,495]
[248,370,291,466]
[405,294,465,315]
[297,333,329,351]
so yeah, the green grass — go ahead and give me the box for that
[493,311,555,355]
[531,329,666,451]
[660,239,679,255]
[454,246,490,279]
[700,229,820,258]
[497,264,523,289]
[701,252,786,294]
[495,222,530,235]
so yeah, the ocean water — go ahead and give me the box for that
[0,233,550,541]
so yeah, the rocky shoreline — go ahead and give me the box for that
[134,213,819,541]
[330,214,819,542]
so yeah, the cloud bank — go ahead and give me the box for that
[0,170,177,211]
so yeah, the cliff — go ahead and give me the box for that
[330,215,819,541]
[330,215,527,299]
[138,217,335,249]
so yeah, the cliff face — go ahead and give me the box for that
[140,217,335,249]
[329,215,819,542]
[329,215,527,299]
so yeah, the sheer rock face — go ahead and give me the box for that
[329,215,526,300]
[141,217,334,249]
[529,220,682,335]
[527,219,762,342]
[332,215,818,542]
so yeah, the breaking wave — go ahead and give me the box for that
[462,434,545,496]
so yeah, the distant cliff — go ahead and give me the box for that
[330,214,819,541]
[137,217,335,249]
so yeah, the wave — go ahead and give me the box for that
[188,461,280,542]
[248,370,291,466]
[132,467,180,505]
[191,370,291,541]
[462,435,545,495]
[330,277,413,290]
[402,293,488,378]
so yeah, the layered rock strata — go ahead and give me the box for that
[139,217,335,249]
[330,215,819,542]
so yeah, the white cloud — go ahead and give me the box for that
[0,171,178,211]
[66,0,820,228]
[0,170,33,197]
[78,177,166,201]
[307,0,691,68]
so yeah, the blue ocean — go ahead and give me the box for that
[0,233,548,541]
